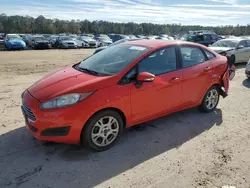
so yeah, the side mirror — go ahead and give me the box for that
[137,72,155,82]
[237,45,244,49]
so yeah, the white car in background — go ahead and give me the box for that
[209,38,250,64]
[76,36,98,48]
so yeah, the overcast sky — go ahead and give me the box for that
[1,0,250,26]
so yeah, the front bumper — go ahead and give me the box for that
[84,43,97,48]
[21,91,91,144]
[8,44,25,50]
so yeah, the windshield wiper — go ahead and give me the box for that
[77,67,99,76]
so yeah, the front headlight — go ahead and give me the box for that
[40,92,94,110]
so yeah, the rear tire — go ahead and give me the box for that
[199,86,220,113]
[81,110,124,152]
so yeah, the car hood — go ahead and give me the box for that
[28,66,113,102]
[209,46,234,53]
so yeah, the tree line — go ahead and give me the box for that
[1,13,250,36]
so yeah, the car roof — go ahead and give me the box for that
[124,39,204,49]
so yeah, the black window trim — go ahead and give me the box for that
[203,48,216,60]
[118,45,180,85]
[177,45,211,69]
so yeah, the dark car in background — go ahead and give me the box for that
[0,33,4,49]
[108,34,129,42]
[182,30,218,46]
[30,35,52,49]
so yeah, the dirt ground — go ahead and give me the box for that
[0,49,250,188]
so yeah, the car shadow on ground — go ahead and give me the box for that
[0,108,223,188]
[243,78,250,88]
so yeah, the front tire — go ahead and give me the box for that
[199,86,220,113]
[82,110,124,151]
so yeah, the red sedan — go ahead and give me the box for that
[21,40,231,151]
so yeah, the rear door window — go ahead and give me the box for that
[180,46,206,68]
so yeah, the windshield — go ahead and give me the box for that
[77,44,149,76]
[60,37,73,41]
[211,40,239,48]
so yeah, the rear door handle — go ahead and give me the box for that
[204,66,212,72]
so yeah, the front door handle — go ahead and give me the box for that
[204,66,212,72]
[169,77,180,83]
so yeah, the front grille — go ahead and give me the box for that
[22,101,36,122]
[67,43,74,45]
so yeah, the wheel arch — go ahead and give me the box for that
[198,83,221,105]
[80,107,127,142]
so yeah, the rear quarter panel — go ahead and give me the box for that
[210,55,228,88]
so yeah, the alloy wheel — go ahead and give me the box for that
[205,89,219,110]
[91,116,119,147]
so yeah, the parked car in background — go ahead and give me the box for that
[145,35,158,40]
[128,35,138,39]
[209,38,250,63]
[4,34,26,50]
[0,38,4,49]
[108,34,129,42]
[246,59,250,79]
[95,36,113,47]
[76,36,98,48]
[159,34,174,40]
[56,36,78,49]
[21,40,232,151]
[94,38,141,54]
[22,34,33,46]
[182,30,218,46]
[136,35,146,39]
[30,35,52,49]
[0,33,5,40]
[49,35,59,47]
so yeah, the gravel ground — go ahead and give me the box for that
[0,49,250,188]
